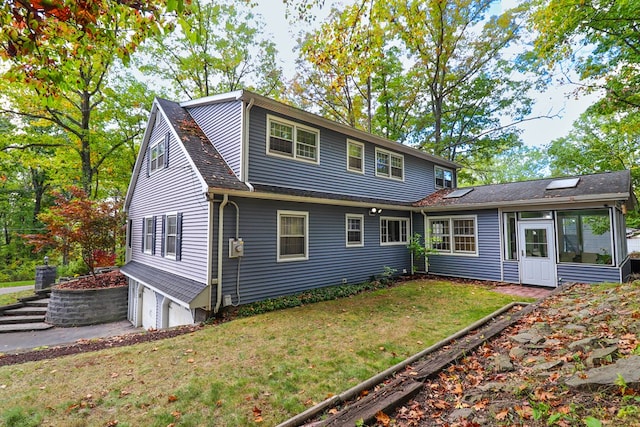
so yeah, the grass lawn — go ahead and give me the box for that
[0,279,531,427]
[0,290,36,306]
[0,280,34,289]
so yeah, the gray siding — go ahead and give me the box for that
[427,210,502,282]
[128,115,210,285]
[189,101,243,177]
[213,198,412,305]
[557,264,621,284]
[247,107,438,203]
[503,261,519,283]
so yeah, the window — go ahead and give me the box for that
[375,148,404,180]
[428,216,477,255]
[162,213,182,260]
[149,135,168,174]
[347,140,364,173]
[380,217,409,245]
[435,166,453,189]
[268,116,319,163]
[503,212,517,260]
[143,216,155,254]
[277,211,309,261]
[557,209,612,265]
[346,214,364,247]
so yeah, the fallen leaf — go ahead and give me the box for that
[496,408,510,420]
[168,395,178,403]
[375,410,391,426]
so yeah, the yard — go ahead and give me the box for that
[0,279,526,426]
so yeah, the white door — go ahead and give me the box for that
[519,221,557,287]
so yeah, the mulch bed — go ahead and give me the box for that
[56,269,127,290]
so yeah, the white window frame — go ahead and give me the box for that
[346,140,365,174]
[380,217,409,246]
[277,210,309,262]
[375,148,404,181]
[435,166,453,189]
[267,115,320,164]
[427,215,478,256]
[345,214,364,247]
[143,216,154,254]
[164,212,178,259]
[149,138,166,174]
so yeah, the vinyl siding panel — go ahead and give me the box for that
[503,261,519,283]
[128,115,210,285]
[247,107,437,202]
[188,101,243,177]
[556,264,621,284]
[213,198,412,305]
[427,210,502,282]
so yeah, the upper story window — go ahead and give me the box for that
[149,134,168,175]
[347,140,364,174]
[375,148,404,180]
[380,217,409,245]
[268,116,319,163]
[435,166,453,189]
[277,210,309,261]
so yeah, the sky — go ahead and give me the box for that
[253,0,594,149]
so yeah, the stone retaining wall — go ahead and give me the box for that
[45,285,129,327]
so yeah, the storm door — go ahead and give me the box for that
[518,221,557,287]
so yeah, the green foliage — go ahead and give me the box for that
[583,416,603,427]
[0,407,42,427]
[235,277,399,317]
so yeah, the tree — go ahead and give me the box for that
[0,0,170,196]
[290,0,542,169]
[25,187,124,275]
[136,0,284,100]
[528,0,640,113]
[462,145,549,185]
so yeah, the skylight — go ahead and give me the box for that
[444,188,474,199]
[546,177,580,190]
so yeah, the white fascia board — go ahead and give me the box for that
[179,90,244,108]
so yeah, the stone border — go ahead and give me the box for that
[45,285,128,327]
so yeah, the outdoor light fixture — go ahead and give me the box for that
[369,207,383,216]
[44,256,49,266]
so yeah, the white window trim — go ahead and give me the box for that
[346,139,365,174]
[435,165,453,189]
[277,210,309,262]
[427,215,478,256]
[375,148,404,181]
[266,115,320,164]
[379,216,409,246]
[149,138,166,175]
[164,211,178,260]
[143,216,154,254]
[345,214,365,247]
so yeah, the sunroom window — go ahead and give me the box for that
[557,209,613,265]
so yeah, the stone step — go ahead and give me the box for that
[0,315,45,325]
[23,298,50,308]
[2,306,47,316]
[0,322,54,333]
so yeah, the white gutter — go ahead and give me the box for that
[420,210,429,272]
[214,194,229,313]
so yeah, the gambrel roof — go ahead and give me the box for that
[415,170,636,211]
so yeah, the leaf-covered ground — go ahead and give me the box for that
[390,281,640,427]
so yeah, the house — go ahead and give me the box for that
[121,90,636,329]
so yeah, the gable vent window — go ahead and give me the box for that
[149,133,169,175]
[268,116,319,163]
[435,166,453,189]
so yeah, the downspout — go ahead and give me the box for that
[214,194,229,313]
[242,97,255,189]
[206,193,215,311]
[421,210,429,273]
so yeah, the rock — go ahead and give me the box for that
[568,336,598,351]
[564,324,587,333]
[509,346,528,360]
[511,333,538,344]
[586,346,618,368]
[566,356,640,391]
[490,354,514,372]
[532,360,563,372]
[449,408,473,421]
